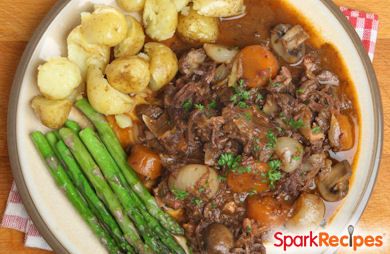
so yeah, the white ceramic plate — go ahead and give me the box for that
[8,1,383,253]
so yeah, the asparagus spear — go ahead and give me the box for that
[79,128,168,254]
[59,128,151,254]
[30,131,121,254]
[80,128,184,254]
[75,98,184,235]
[65,119,82,134]
[55,140,135,254]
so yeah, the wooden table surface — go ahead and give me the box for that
[0,0,389,253]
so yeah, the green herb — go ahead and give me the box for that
[292,156,301,161]
[198,187,205,193]
[288,118,304,130]
[194,103,205,111]
[265,130,277,149]
[208,100,218,109]
[218,153,241,169]
[238,101,249,109]
[271,82,283,87]
[218,153,251,174]
[244,112,252,121]
[235,166,252,174]
[312,126,322,134]
[246,226,252,233]
[217,175,227,182]
[268,160,281,171]
[266,160,282,189]
[192,197,203,206]
[256,94,264,103]
[279,112,287,121]
[171,188,189,200]
[211,202,217,209]
[182,99,193,112]
[231,79,250,108]
[296,88,305,94]
[247,190,257,196]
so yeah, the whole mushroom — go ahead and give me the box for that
[205,223,234,254]
[271,24,309,64]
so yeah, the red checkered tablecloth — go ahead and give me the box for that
[1,6,379,252]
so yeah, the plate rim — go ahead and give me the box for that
[7,0,383,253]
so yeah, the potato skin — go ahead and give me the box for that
[37,57,82,100]
[31,96,72,129]
[193,0,246,17]
[114,16,145,58]
[87,66,134,115]
[81,5,128,47]
[116,0,145,12]
[67,25,110,80]
[173,0,190,11]
[143,0,178,41]
[105,56,151,94]
[177,8,219,43]
[144,42,178,91]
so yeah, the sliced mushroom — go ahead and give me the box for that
[316,160,352,202]
[271,24,309,64]
[142,114,171,138]
[298,107,325,143]
[286,193,325,232]
[205,223,234,254]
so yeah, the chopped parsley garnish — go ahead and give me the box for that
[218,153,251,174]
[218,153,241,169]
[296,88,305,94]
[238,101,249,109]
[217,175,227,182]
[182,99,193,112]
[246,226,253,233]
[266,160,282,188]
[256,94,264,103]
[292,156,301,161]
[211,202,217,209]
[194,103,205,111]
[312,126,322,134]
[247,190,257,196]
[271,82,283,87]
[192,197,203,206]
[265,130,277,149]
[208,100,218,109]
[244,112,252,121]
[231,79,250,108]
[171,189,189,200]
[198,187,205,193]
[252,137,261,152]
[288,118,304,130]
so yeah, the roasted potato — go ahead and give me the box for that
[114,16,145,58]
[31,96,72,129]
[67,25,110,80]
[81,5,128,47]
[144,42,178,91]
[116,0,145,12]
[37,57,82,100]
[143,0,178,41]
[193,0,246,17]
[105,56,150,94]
[173,0,191,11]
[177,8,219,43]
[87,66,134,115]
